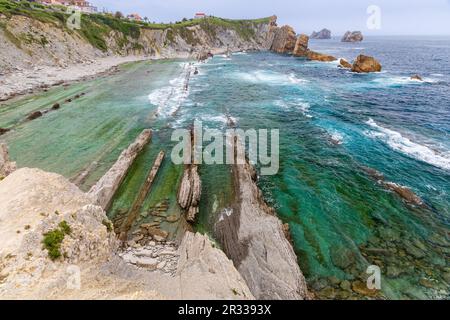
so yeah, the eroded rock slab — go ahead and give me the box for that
[216,142,310,300]
[88,129,152,210]
[0,143,16,179]
[177,232,254,300]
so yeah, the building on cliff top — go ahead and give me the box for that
[194,12,207,19]
[127,13,142,21]
[38,0,98,13]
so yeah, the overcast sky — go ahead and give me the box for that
[90,0,450,35]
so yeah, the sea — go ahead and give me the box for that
[1,36,449,299]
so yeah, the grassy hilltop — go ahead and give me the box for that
[0,0,272,51]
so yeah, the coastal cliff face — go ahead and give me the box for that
[0,8,273,74]
[0,167,253,299]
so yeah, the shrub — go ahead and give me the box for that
[42,229,65,260]
[42,220,72,260]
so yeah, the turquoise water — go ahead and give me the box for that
[1,36,449,299]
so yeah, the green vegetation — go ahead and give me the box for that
[42,220,72,261]
[102,219,113,233]
[0,0,271,51]
[58,220,72,235]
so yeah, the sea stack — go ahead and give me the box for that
[351,55,382,73]
[270,25,298,54]
[341,31,363,42]
[310,28,331,39]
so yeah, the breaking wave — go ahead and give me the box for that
[365,118,450,170]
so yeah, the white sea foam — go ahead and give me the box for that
[373,76,438,86]
[329,130,344,145]
[234,70,308,86]
[273,98,310,115]
[365,118,450,170]
[148,64,192,117]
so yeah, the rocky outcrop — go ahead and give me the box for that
[0,167,254,300]
[177,232,254,300]
[293,34,336,62]
[177,165,201,222]
[216,142,309,300]
[118,150,165,241]
[311,28,331,39]
[293,34,309,57]
[26,110,43,121]
[351,54,382,73]
[341,31,363,42]
[88,129,152,210]
[339,58,352,68]
[0,143,16,179]
[306,50,337,62]
[270,25,297,54]
[411,74,423,81]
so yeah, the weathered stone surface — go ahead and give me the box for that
[293,34,309,57]
[384,182,423,206]
[0,143,16,179]
[0,128,11,136]
[339,58,352,68]
[177,232,254,300]
[0,168,119,298]
[270,25,297,54]
[341,31,363,42]
[311,29,331,39]
[216,142,310,300]
[351,55,382,73]
[177,152,201,223]
[88,129,152,210]
[351,281,378,297]
[307,50,337,62]
[26,110,43,121]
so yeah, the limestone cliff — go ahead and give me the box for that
[0,2,274,74]
[0,167,253,300]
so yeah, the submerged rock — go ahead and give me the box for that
[331,246,355,269]
[351,55,382,73]
[51,103,60,110]
[384,182,423,206]
[26,110,43,121]
[0,127,11,136]
[411,74,423,81]
[307,50,337,62]
[88,129,152,210]
[341,31,363,42]
[351,281,378,297]
[311,28,331,39]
